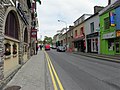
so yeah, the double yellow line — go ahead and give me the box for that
[44,51,64,90]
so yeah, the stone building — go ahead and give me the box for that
[0,0,36,88]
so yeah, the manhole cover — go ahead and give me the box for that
[4,85,21,90]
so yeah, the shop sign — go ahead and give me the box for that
[110,12,115,27]
[16,2,29,25]
[86,32,99,38]
[116,30,120,37]
[31,29,37,38]
[102,31,116,39]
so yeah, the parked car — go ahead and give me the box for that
[45,44,50,50]
[52,45,56,49]
[57,46,66,52]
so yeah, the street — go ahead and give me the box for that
[46,49,120,90]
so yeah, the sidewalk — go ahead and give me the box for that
[3,51,45,90]
[73,52,120,63]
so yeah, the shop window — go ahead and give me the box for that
[104,17,110,30]
[95,38,98,51]
[92,39,95,51]
[4,43,11,56]
[13,44,17,54]
[116,39,119,53]
[108,39,114,51]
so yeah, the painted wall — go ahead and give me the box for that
[84,14,100,52]
[100,9,116,55]
[73,23,84,38]
[84,15,99,35]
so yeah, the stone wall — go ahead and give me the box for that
[0,3,5,86]
[0,0,32,88]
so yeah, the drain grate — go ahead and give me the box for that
[4,85,21,90]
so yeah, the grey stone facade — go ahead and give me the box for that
[0,0,7,85]
[0,0,32,88]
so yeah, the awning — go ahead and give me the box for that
[73,36,85,42]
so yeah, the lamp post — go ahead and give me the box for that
[58,20,68,50]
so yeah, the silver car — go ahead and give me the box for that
[57,46,66,52]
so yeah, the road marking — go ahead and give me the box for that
[44,51,64,90]
[45,51,58,90]
[48,55,64,90]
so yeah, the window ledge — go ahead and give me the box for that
[5,55,11,59]
[5,36,20,43]
[13,54,17,57]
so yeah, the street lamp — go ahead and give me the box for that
[58,20,68,50]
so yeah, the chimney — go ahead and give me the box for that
[108,0,111,5]
[69,26,74,30]
[94,6,104,14]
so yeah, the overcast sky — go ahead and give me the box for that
[37,0,108,40]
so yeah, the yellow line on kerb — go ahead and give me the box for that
[45,51,58,90]
[44,51,64,90]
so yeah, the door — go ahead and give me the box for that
[116,38,120,54]
[87,39,91,52]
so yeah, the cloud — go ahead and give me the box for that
[37,0,108,40]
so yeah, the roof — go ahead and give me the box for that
[73,14,92,23]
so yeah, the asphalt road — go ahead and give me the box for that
[46,49,120,90]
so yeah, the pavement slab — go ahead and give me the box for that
[3,51,45,90]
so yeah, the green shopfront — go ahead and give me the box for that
[100,8,116,55]
[101,31,116,55]
[100,5,120,55]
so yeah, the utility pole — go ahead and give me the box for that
[58,20,68,50]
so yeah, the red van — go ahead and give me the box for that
[45,44,50,50]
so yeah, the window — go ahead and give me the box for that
[108,39,114,51]
[104,17,110,29]
[13,44,17,55]
[90,22,94,33]
[80,27,84,35]
[75,30,77,37]
[4,43,11,56]
[5,11,19,39]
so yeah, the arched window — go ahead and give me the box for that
[5,11,19,39]
[24,28,28,43]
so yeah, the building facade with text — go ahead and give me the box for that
[99,0,120,55]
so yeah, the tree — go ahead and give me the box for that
[37,39,43,44]
[43,36,53,45]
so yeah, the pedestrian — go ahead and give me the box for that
[36,46,39,54]
[39,45,42,50]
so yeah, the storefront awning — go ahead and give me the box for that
[73,36,85,42]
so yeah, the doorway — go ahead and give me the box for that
[87,39,91,52]
[116,38,120,54]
